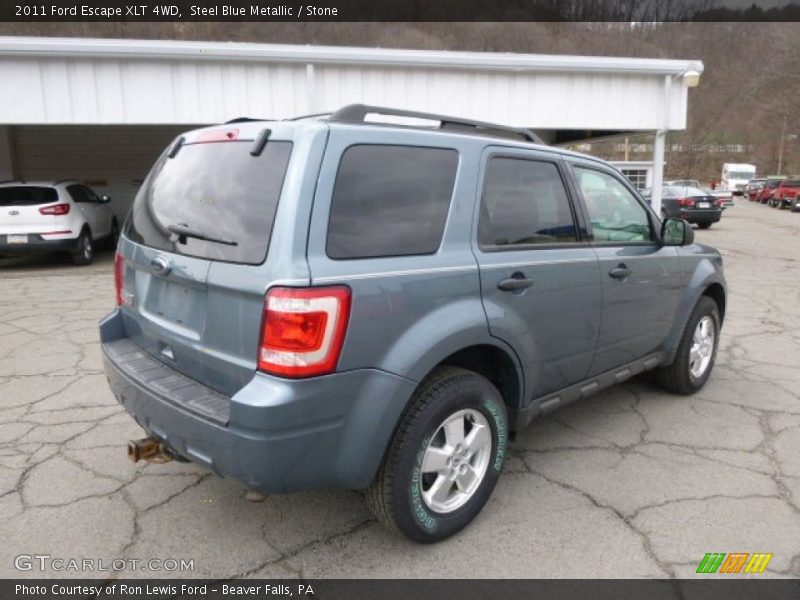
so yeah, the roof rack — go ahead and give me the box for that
[225,117,271,124]
[329,104,543,145]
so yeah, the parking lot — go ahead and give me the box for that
[0,200,798,579]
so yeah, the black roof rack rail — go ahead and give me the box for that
[225,117,270,124]
[329,104,543,145]
[286,112,333,121]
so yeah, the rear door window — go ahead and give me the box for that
[478,157,578,248]
[326,145,458,259]
[124,140,292,265]
[67,184,90,203]
[0,186,58,206]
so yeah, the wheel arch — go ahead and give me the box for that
[664,261,726,353]
[702,282,726,323]
[433,344,524,417]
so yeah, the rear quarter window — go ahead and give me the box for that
[326,144,458,260]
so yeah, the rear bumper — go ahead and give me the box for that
[0,233,79,254]
[100,310,416,493]
[680,210,722,224]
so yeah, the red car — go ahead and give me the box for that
[758,178,783,204]
[772,179,800,210]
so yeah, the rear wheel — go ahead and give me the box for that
[655,296,720,395]
[72,229,93,266]
[697,222,712,229]
[365,366,508,543]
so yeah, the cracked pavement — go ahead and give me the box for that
[0,200,798,579]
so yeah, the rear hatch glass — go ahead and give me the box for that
[124,139,292,265]
[0,186,58,206]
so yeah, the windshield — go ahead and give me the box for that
[0,186,58,206]
[729,171,755,180]
[124,140,292,265]
[783,180,800,187]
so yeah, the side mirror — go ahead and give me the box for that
[661,218,694,246]
[99,194,111,204]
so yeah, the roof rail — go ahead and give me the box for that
[225,117,270,124]
[329,104,543,145]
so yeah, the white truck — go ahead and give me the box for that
[721,163,757,196]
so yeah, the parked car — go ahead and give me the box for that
[745,178,766,201]
[758,178,784,204]
[0,180,119,265]
[642,185,723,229]
[771,179,800,210]
[100,105,726,543]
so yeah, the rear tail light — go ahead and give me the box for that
[677,198,695,207]
[258,286,351,378]
[39,203,70,215]
[114,253,124,306]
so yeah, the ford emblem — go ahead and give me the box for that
[150,256,171,275]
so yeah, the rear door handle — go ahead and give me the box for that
[497,273,534,292]
[609,264,632,280]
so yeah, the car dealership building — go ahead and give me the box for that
[0,36,702,215]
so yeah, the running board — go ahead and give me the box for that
[512,352,667,430]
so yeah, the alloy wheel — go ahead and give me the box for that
[420,409,492,514]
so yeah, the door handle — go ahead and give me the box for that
[608,264,632,280]
[497,273,534,292]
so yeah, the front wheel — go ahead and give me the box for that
[655,296,720,395]
[365,367,508,543]
[106,219,120,249]
[697,222,712,229]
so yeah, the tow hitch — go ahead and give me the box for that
[127,437,174,464]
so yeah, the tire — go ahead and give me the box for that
[697,222,712,229]
[365,366,508,543]
[106,219,120,250]
[655,296,720,395]
[72,228,94,266]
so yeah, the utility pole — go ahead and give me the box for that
[777,114,787,175]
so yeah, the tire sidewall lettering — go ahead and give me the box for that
[410,436,438,531]
[483,398,507,472]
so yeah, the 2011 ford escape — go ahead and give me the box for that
[100,105,726,543]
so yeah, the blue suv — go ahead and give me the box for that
[101,105,726,543]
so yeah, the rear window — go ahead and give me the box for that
[326,145,458,260]
[124,140,292,265]
[0,186,58,206]
[682,187,709,197]
[784,180,800,187]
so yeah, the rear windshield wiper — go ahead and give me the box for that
[167,224,238,247]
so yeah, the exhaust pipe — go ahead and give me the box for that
[128,437,174,464]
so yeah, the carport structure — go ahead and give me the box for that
[0,36,702,215]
